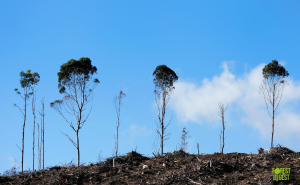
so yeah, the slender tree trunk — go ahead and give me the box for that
[76,130,80,167]
[271,84,275,148]
[32,91,35,172]
[116,107,120,157]
[114,91,125,157]
[222,123,225,154]
[220,130,222,153]
[42,99,45,169]
[38,123,40,170]
[222,115,225,154]
[42,121,44,169]
[22,119,25,174]
[218,102,227,154]
[33,122,35,172]
[22,89,27,174]
[116,125,119,157]
[160,93,165,156]
[161,125,163,155]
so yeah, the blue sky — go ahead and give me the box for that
[1,1,300,174]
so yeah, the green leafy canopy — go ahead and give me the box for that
[262,60,289,79]
[57,57,99,94]
[20,69,36,88]
[153,64,178,92]
[50,100,63,108]
[15,69,40,96]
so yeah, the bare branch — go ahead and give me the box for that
[62,132,77,149]
[164,133,171,141]
[53,106,76,132]
[259,84,272,119]
[14,104,25,116]
[165,111,173,129]
[16,144,21,152]
[63,99,79,122]
[80,104,92,129]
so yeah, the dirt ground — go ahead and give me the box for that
[1,145,300,184]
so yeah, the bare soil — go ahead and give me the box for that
[1,145,300,184]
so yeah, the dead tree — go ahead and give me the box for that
[179,127,190,152]
[114,91,126,157]
[39,98,45,169]
[38,98,45,170]
[37,123,41,170]
[259,60,289,148]
[219,130,222,153]
[153,65,178,156]
[218,102,227,154]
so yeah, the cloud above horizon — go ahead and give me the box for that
[127,124,152,142]
[170,62,300,140]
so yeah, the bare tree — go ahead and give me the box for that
[14,69,37,174]
[37,123,41,170]
[39,98,45,169]
[218,102,228,154]
[31,72,40,171]
[259,60,289,148]
[219,130,222,153]
[37,98,45,171]
[179,127,190,152]
[153,65,178,156]
[50,57,100,166]
[113,91,126,157]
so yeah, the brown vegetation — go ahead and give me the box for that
[1,145,299,184]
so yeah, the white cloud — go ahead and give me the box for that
[170,62,242,124]
[170,61,300,140]
[127,124,152,142]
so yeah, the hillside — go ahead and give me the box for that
[1,145,300,184]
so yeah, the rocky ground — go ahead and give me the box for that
[1,145,300,184]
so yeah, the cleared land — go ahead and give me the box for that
[1,146,299,184]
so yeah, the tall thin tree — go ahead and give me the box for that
[218,102,227,154]
[114,91,126,157]
[31,72,40,171]
[219,130,222,153]
[14,69,36,174]
[259,60,289,148]
[38,98,45,169]
[153,64,178,156]
[37,123,41,170]
[50,57,100,166]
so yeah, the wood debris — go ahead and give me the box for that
[1,146,300,184]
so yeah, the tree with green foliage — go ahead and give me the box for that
[153,64,178,156]
[50,57,100,166]
[259,60,289,148]
[14,69,37,174]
